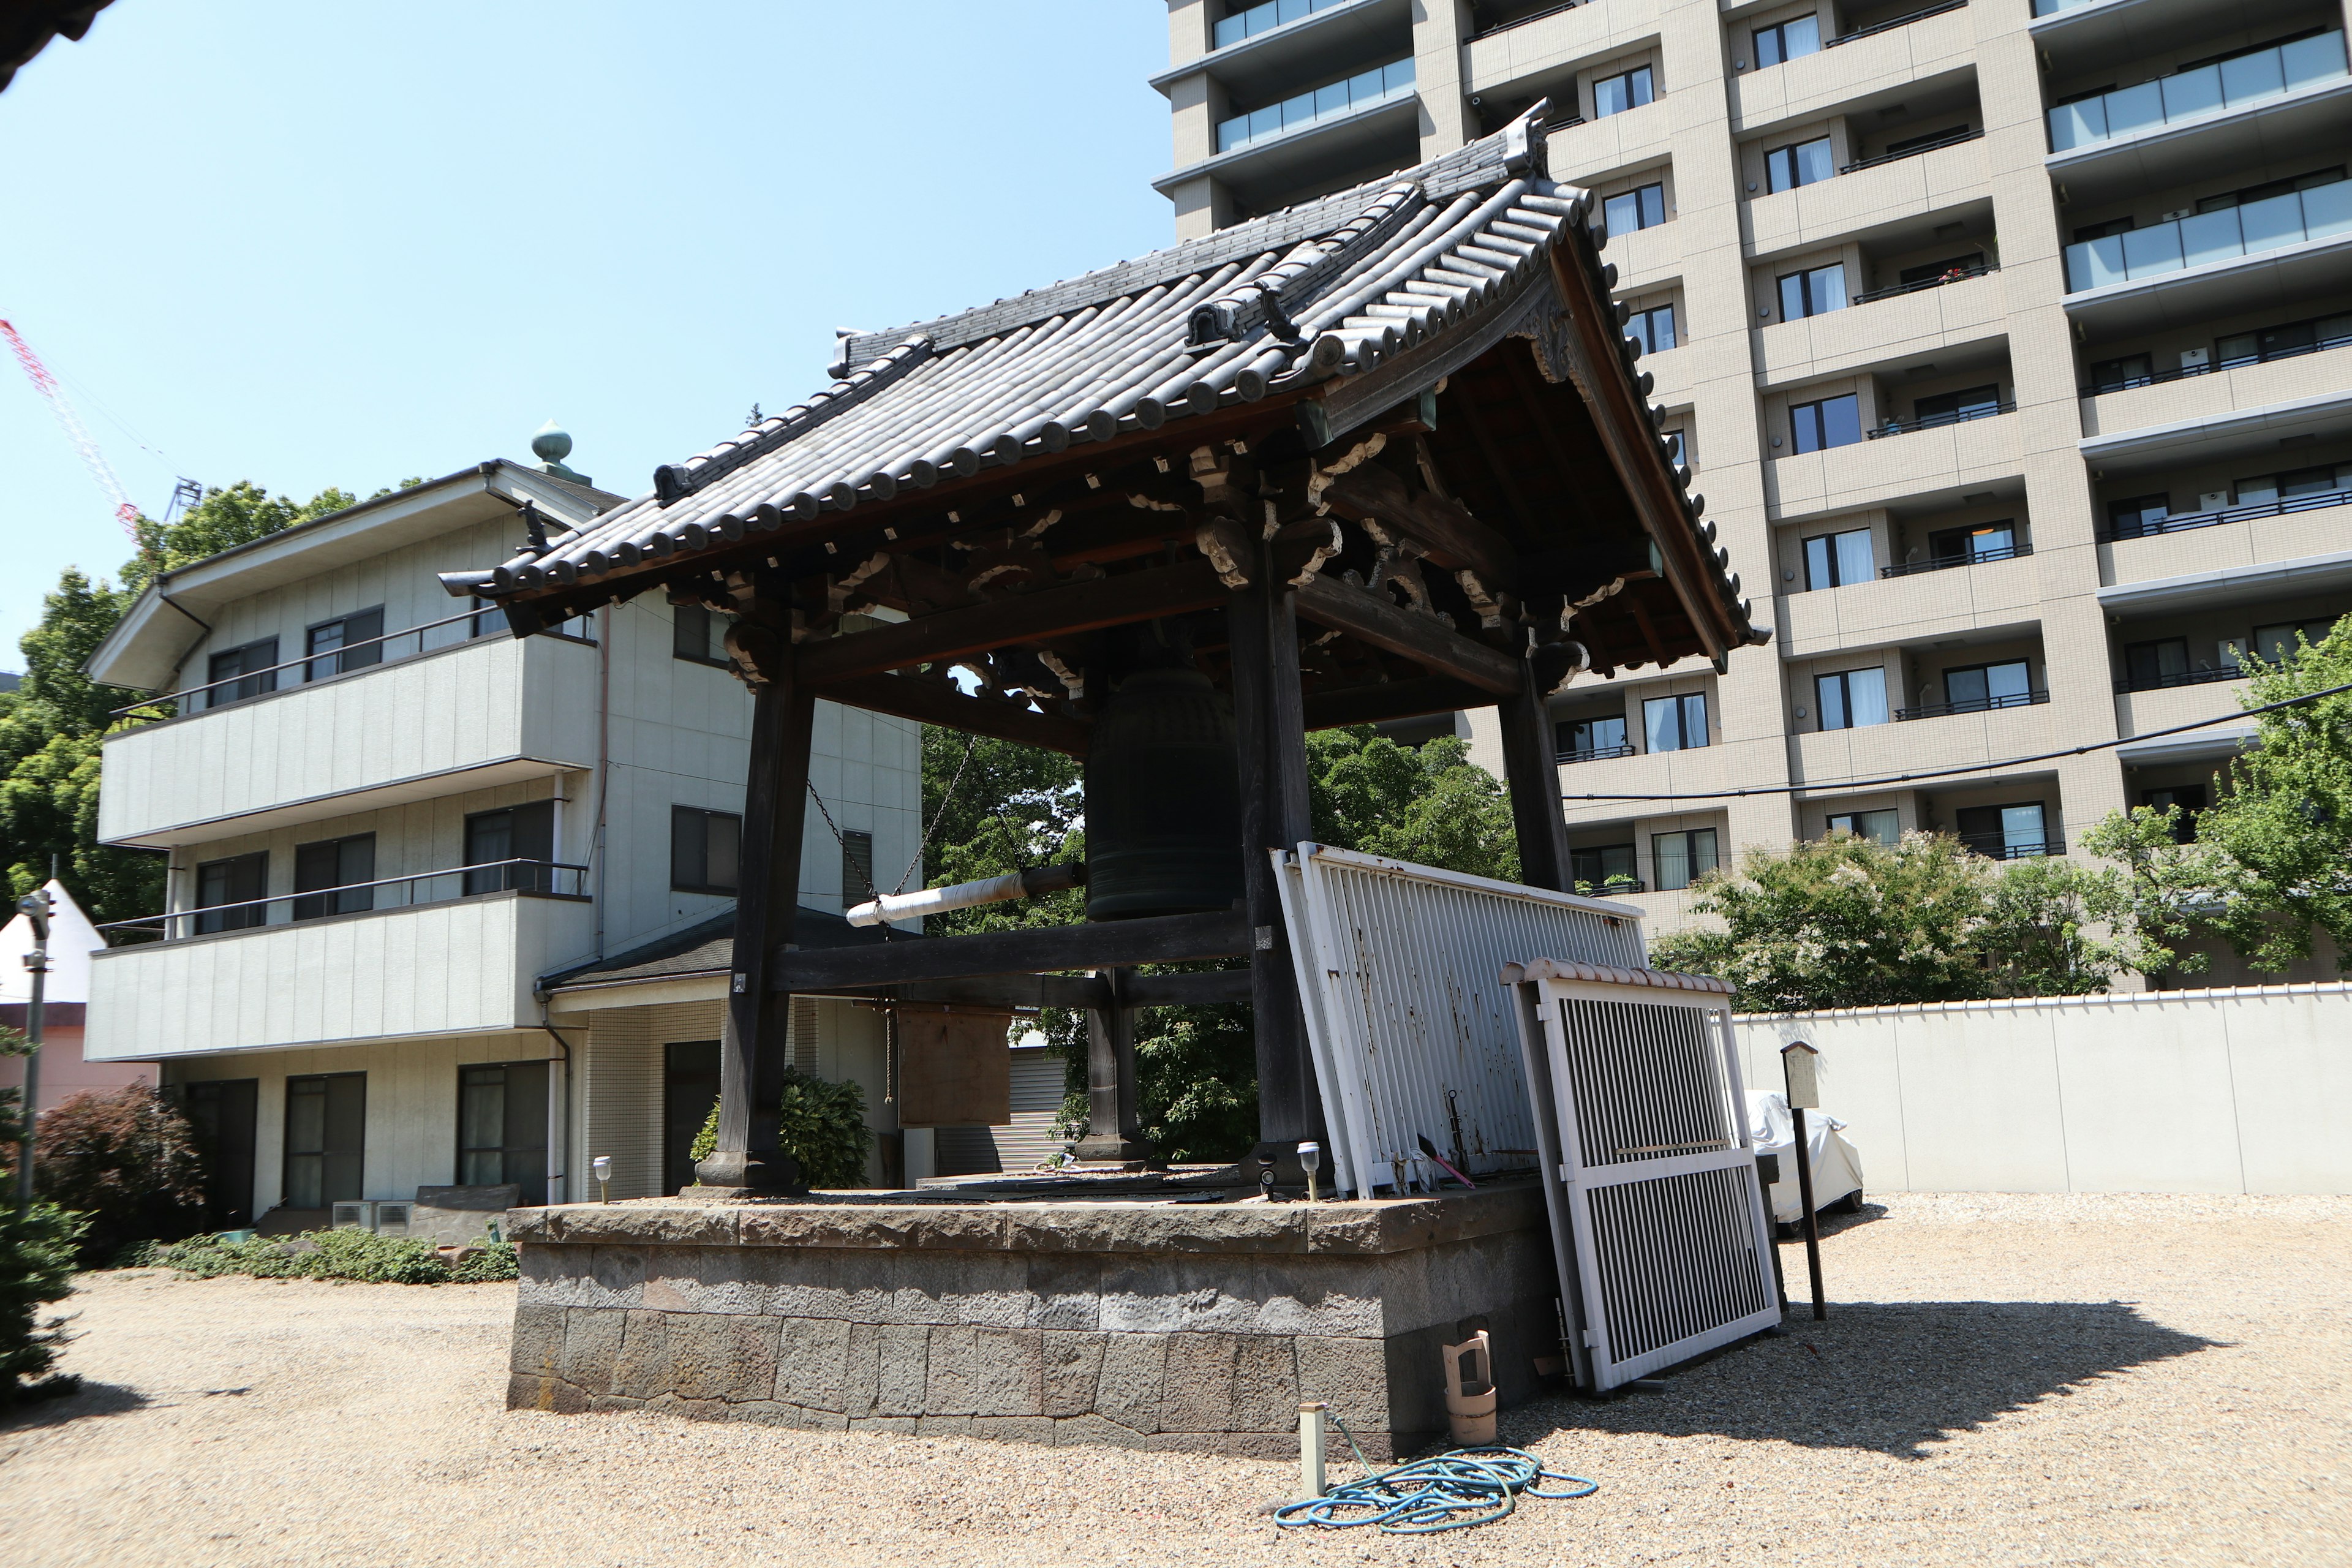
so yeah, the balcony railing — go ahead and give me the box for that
[1866,399,2015,439]
[1212,0,1354,50]
[1557,742,1637,763]
[96,858,589,944]
[1841,126,1981,175]
[2081,320,2352,395]
[1216,58,1414,154]
[1880,541,2032,577]
[2048,32,2345,152]
[1852,262,1997,305]
[1828,0,1969,48]
[2064,179,2352,292]
[1897,689,2050,720]
[2103,486,2352,540]
[1959,833,2064,859]
[1471,0,1587,41]
[1572,877,1646,896]
[2114,664,2248,694]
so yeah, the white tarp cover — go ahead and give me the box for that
[1746,1090,1863,1223]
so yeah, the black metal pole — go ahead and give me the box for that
[1791,1104,1825,1321]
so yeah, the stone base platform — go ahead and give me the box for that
[504,1180,1557,1458]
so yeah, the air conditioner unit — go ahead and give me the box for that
[2199,491,2230,512]
[373,1202,413,1238]
[2179,346,2209,372]
[331,1200,378,1231]
[2220,638,2247,667]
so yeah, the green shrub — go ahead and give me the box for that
[32,1084,207,1262]
[154,1229,518,1286]
[1,1202,87,1408]
[692,1066,873,1188]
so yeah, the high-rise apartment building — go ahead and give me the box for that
[1155,0,2352,948]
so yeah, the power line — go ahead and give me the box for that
[1560,679,2352,805]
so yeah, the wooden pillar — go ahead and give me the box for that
[1073,968,1150,1163]
[1229,550,1327,1178]
[698,638,816,1191]
[1497,668,1575,893]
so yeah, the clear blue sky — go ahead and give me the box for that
[0,2,1173,665]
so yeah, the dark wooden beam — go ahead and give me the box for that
[817,671,1090,758]
[1302,675,1490,731]
[1498,673,1574,893]
[1452,382,1538,532]
[825,974,1111,1009]
[1121,967,1254,1008]
[1624,590,1673,669]
[1294,573,1523,695]
[773,910,1251,990]
[1316,462,1517,584]
[797,557,1231,684]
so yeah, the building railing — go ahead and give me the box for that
[1841,125,1981,175]
[1212,0,1354,50]
[2114,664,2248,694]
[1557,742,1637,763]
[1852,262,1997,305]
[2103,486,2352,540]
[2081,322,2352,394]
[1572,877,1646,896]
[1470,0,1588,42]
[2064,178,2352,292]
[1959,833,2064,859]
[1880,541,2032,577]
[2048,32,2345,152]
[94,858,590,944]
[1897,689,2050,720]
[1828,0,1969,48]
[1216,58,1415,154]
[1866,398,2015,439]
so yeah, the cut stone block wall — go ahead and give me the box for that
[505,1185,1555,1458]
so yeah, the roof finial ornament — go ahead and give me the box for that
[530,418,592,486]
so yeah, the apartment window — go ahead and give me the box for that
[1943,659,2035,712]
[2072,216,2136,244]
[2107,494,2169,538]
[1777,263,1845,320]
[671,805,742,895]
[2196,164,2345,213]
[2122,638,2190,690]
[1643,692,1708,752]
[1911,384,2003,428]
[1789,394,1861,453]
[673,602,732,666]
[194,851,269,935]
[2238,464,2352,505]
[1815,666,1890,730]
[458,1060,549,1194]
[1884,125,1970,158]
[1558,713,1630,761]
[1955,802,2049,859]
[1898,252,1985,287]
[840,828,875,908]
[1602,183,1667,234]
[1662,429,1687,468]
[1653,828,1720,891]
[1626,303,1677,355]
[1765,137,1834,194]
[304,607,383,681]
[283,1071,365,1210]
[2217,312,2352,371]
[292,833,375,921]
[2253,617,2340,663]
[1753,15,1821,67]
[1802,527,1873,589]
[2142,785,2204,843]
[1931,521,2018,564]
[466,800,556,896]
[204,636,279,710]
[1591,64,1655,118]
[1825,809,1899,846]
[1572,843,1639,891]
[2089,353,2154,393]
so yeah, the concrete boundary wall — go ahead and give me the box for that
[1735,984,2352,1196]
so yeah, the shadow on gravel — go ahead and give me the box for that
[1509,1300,2218,1459]
[0,1379,152,1430]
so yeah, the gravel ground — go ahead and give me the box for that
[4,1192,2348,1567]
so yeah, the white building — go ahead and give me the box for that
[79,442,926,1219]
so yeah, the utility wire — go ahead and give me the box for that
[1559,679,2352,804]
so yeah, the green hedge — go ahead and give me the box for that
[690,1066,873,1187]
[154,1228,519,1285]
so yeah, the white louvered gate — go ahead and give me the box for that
[1505,961,1780,1391]
[1273,843,1647,1200]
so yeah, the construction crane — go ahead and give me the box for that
[1,316,143,537]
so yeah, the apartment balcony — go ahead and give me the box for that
[1775,551,2042,658]
[1463,0,1654,97]
[83,885,596,1062]
[97,623,599,850]
[1553,737,1764,830]
[2061,179,2352,336]
[1768,407,2021,522]
[2112,673,2254,740]
[1547,96,1672,183]
[1744,130,1988,259]
[1154,68,1420,211]
[1729,1,1976,135]
[1755,268,2005,385]
[1151,0,1411,104]
[2079,342,2352,440]
[1793,695,2060,788]
[2101,488,2352,586]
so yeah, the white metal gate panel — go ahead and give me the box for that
[1273,844,1646,1199]
[1505,960,1779,1390]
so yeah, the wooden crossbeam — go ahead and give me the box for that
[773,910,1253,990]
[1302,674,1491,731]
[816,671,1091,757]
[1314,464,1517,583]
[1293,574,1522,695]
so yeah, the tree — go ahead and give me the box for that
[1308,726,1518,880]
[1,1027,86,1408]
[33,1084,208,1262]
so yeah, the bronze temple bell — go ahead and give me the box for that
[1082,631,1245,922]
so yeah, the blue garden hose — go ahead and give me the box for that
[1273,1413,1599,1535]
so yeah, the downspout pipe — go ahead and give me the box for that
[535,1013,578,1207]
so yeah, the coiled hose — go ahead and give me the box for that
[1273,1413,1599,1534]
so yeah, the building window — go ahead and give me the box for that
[1558,713,1630,761]
[1653,828,1719,891]
[2122,638,2190,690]
[283,1071,366,1210]
[840,829,875,908]
[663,1041,723,1196]
[1602,182,1667,234]
[671,805,742,895]
[2107,494,2169,538]
[1790,393,1861,453]
[2141,785,2204,842]
[2238,463,2352,506]
[673,603,733,667]
[1815,666,1890,729]
[194,851,268,935]
[1643,691,1708,752]
[1754,15,1822,66]
[292,833,375,921]
[1626,303,1677,355]
[2217,312,2352,371]
[1591,64,1655,118]
[1910,383,2005,428]
[1930,521,2018,565]
[1955,802,2050,859]
[304,607,383,681]
[1802,527,1873,589]
[466,801,556,895]
[1943,659,2035,712]
[2253,617,2341,663]
[1777,263,1845,319]
[204,636,279,710]
[1825,809,1899,846]
[1765,136,1834,193]
[1661,429,1687,467]
[1571,843,1640,892]
[458,1061,549,1195]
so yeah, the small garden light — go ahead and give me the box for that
[1298,1140,1321,1202]
[592,1155,612,1204]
